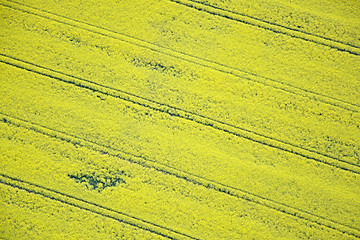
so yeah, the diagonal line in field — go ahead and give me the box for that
[1,0,359,114]
[168,0,360,55]
[1,54,359,174]
[0,173,201,240]
[0,111,359,238]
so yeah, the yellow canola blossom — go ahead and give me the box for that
[0,0,359,239]
[0,119,357,239]
[0,184,167,240]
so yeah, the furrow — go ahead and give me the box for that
[1,113,360,238]
[168,0,360,55]
[1,54,359,175]
[0,173,200,240]
[1,0,359,113]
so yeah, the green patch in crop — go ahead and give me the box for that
[129,57,182,77]
[69,170,128,192]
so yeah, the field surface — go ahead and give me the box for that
[0,0,359,239]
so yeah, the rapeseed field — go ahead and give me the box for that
[0,0,359,239]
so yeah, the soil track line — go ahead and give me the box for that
[1,55,359,175]
[1,114,360,238]
[0,173,201,240]
[1,0,359,113]
[169,0,360,55]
